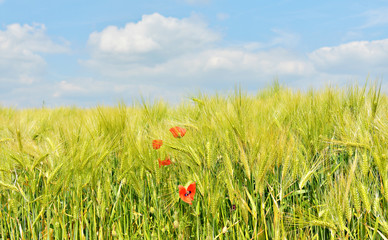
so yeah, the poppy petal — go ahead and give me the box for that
[178,186,191,204]
[169,127,179,138]
[170,127,186,138]
[179,187,192,204]
[178,185,186,196]
[179,127,187,137]
[152,140,163,149]
[178,183,195,205]
[158,157,171,168]
[187,182,196,200]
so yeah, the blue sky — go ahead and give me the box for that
[1,0,388,107]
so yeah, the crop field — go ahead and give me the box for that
[0,83,387,239]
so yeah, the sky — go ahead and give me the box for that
[1,0,388,108]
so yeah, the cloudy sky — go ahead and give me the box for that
[1,0,388,107]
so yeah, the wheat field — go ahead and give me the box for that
[0,83,387,239]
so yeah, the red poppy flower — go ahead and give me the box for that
[158,157,171,168]
[178,182,196,205]
[169,126,186,138]
[152,139,163,149]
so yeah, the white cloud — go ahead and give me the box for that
[58,80,85,92]
[269,29,300,48]
[186,48,312,76]
[81,11,388,106]
[3,14,387,108]
[40,77,183,107]
[0,23,68,53]
[88,13,220,65]
[217,13,230,21]
[83,47,313,89]
[84,14,309,87]
[361,7,388,29]
[309,39,388,74]
[0,23,69,85]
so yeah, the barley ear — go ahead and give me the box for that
[206,141,212,169]
[372,193,380,215]
[224,153,234,178]
[360,152,368,177]
[237,140,250,180]
[343,198,352,224]
[358,181,371,214]
[351,187,361,215]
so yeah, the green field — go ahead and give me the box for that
[0,83,387,239]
